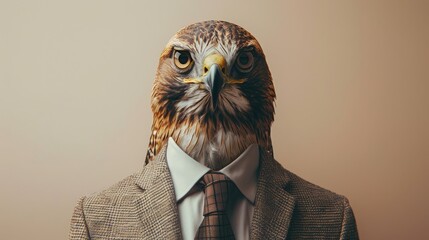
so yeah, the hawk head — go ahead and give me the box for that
[147,20,276,170]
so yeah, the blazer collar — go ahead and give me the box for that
[134,146,183,240]
[250,148,296,240]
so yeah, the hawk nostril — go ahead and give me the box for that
[221,67,225,73]
[204,67,208,73]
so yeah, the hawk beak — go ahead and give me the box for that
[203,53,226,107]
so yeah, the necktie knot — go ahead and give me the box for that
[195,172,236,239]
[200,172,235,215]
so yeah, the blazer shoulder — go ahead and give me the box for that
[81,169,145,209]
[276,164,359,238]
[282,167,347,207]
[71,165,156,239]
[78,157,162,211]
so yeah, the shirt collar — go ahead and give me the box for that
[166,137,259,204]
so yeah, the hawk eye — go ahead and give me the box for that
[173,50,193,71]
[236,51,254,72]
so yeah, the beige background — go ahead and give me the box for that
[1,0,428,239]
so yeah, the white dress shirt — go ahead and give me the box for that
[166,137,260,240]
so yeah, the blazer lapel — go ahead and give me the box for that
[134,147,183,240]
[250,148,296,240]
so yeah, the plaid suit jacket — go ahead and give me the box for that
[70,146,359,239]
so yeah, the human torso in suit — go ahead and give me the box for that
[70,145,359,239]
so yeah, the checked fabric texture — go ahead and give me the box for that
[195,172,236,240]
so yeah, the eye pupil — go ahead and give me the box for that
[239,55,249,65]
[178,53,189,64]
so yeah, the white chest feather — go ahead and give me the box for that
[172,124,256,170]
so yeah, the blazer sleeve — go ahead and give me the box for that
[69,196,90,240]
[339,197,359,240]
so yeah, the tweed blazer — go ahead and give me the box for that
[70,146,359,239]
